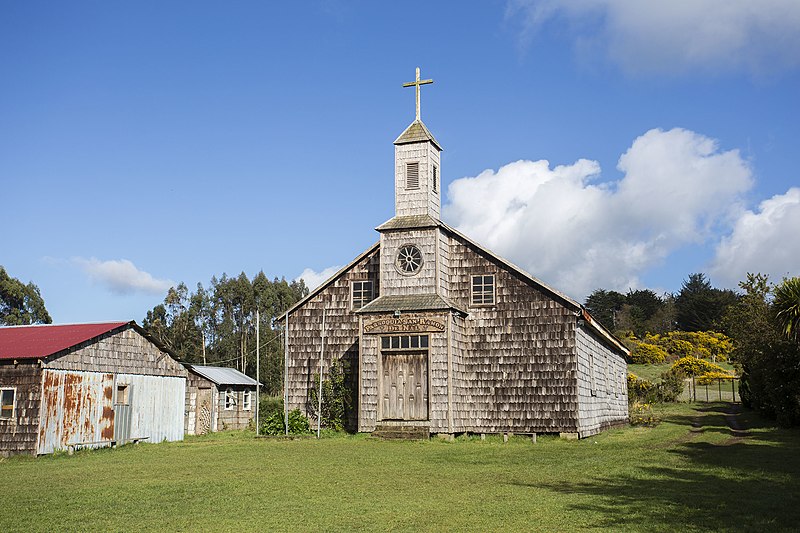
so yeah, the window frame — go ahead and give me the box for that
[242,390,252,411]
[470,274,496,306]
[0,387,16,420]
[381,335,429,351]
[351,280,375,310]
[224,388,236,410]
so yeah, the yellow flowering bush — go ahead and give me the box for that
[630,342,669,364]
[671,356,728,376]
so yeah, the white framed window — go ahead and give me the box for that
[589,353,597,396]
[471,275,496,306]
[242,390,252,411]
[225,388,236,410]
[351,280,375,309]
[1,388,15,420]
[432,164,438,194]
[406,162,420,189]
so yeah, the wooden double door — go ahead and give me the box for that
[381,351,428,420]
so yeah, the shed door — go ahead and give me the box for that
[196,387,213,435]
[113,383,132,445]
[382,352,428,420]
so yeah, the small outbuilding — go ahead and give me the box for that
[184,365,258,434]
[0,321,187,457]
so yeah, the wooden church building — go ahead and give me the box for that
[282,69,629,439]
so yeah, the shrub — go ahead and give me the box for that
[671,356,727,376]
[655,369,685,402]
[630,342,669,364]
[261,408,311,436]
[697,371,736,385]
[627,370,684,403]
[629,402,659,426]
[627,373,655,402]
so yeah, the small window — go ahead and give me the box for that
[225,388,236,410]
[381,335,429,351]
[352,280,375,309]
[242,390,252,411]
[115,384,130,405]
[432,165,438,193]
[1,388,15,420]
[406,162,420,190]
[471,275,496,306]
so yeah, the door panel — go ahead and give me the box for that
[381,352,428,420]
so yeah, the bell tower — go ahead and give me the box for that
[393,67,442,220]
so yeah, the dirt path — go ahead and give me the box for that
[719,402,751,445]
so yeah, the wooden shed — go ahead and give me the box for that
[184,365,258,434]
[0,321,187,457]
[280,71,630,439]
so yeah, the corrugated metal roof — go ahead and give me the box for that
[393,119,442,150]
[186,365,258,386]
[0,322,131,360]
[356,294,465,314]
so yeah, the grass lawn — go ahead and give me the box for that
[2,403,798,532]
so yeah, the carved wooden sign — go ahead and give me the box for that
[363,316,445,334]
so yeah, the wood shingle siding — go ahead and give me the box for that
[0,362,42,457]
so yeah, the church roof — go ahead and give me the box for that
[394,120,442,151]
[376,215,440,231]
[356,294,466,315]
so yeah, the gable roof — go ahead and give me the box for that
[186,365,258,386]
[0,322,132,360]
[283,241,381,319]
[393,119,442,151]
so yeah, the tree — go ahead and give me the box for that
[0,266,52,325]
[584,289,626,331]
[724,273,800,425]
[774,277,800,341]
[675,273,738,332]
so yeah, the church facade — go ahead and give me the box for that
[282,71,629,438]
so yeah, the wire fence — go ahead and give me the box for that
[679,377,740,402]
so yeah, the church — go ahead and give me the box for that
[281,69,629,439]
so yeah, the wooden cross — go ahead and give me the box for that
[403,67,433,121]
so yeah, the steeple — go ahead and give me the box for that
[393,67,442,220]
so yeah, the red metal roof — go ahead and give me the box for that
[0,322,131,360]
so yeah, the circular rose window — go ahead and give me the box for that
[396,244,423,275]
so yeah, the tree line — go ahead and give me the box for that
[141,272,308,395]
[586,272,800,425]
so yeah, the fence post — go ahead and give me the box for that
[692,376,696,402]
[718,379,722,401]
[705,382,709,402]
[732,379,736,402]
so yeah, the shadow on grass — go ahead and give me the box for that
[516,404,800,531]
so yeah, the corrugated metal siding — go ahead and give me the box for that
[116,374,185,444]
[37,369,115,455]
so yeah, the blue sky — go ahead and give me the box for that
[2,1,799,324]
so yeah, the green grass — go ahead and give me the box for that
[2,403,798,532]
[630,361,737,382]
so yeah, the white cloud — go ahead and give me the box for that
[73,257,174,295]
[507,0,800,75]
[710,188,800,286]
[443,127,753,299]
[296,265,342,292]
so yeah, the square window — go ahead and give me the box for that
[381,337,390,349]
[401,336,410,349]
[352,280,375,309]
[116,384,130,405]
[391,337,400,349]
[471,274,496,306]
[0,389,14,419]
[420,335,429,348]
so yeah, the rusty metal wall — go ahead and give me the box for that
[37,369,115,455]
[115,373,185,444]
[37,370,185,455]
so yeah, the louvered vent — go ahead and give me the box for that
[433,165,438,193]
[406,162,420,189]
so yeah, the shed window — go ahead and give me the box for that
[352,280,375,309]
[225,388,236,410]
[432,165,438,194]
[471,275,496,305]
[116,384,130,405]
[242,390,252,411]
[406,162,420,190]
[0,388,14,419]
